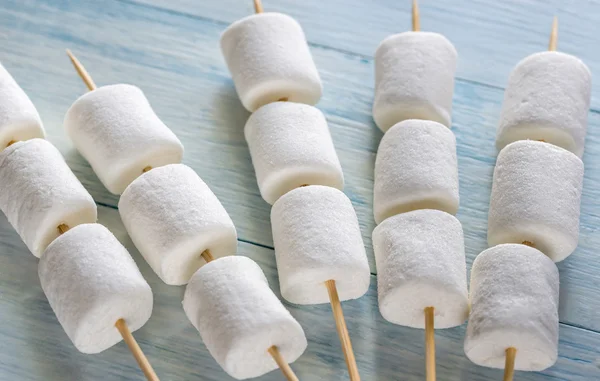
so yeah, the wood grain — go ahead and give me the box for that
[0,0,599,379]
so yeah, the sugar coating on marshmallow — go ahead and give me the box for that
[488,140,583,262]
[0,139,97,257]
[119,164,237,285]
[464,244,559,371]
[0,63,45,148]
[374,120,459,224]
[183,256,307,380]
[271,185,370,304]
[373,32,457,132]
[245,102,344,204]
[38,224,153,354]
[373,210,468,328]
[221,13,322,111]
[497,52,591,157]
[64,84,184,194]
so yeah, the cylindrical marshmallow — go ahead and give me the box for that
[464,244,559,371]
[0,139,97,257]
[271,185,370,304]
[0,63,45,148]
[39,223,153,354]
[64,84,184,194]
[373,119,459,224]
[183,256,307,380]
[245,102,344,204]
[373,32,457,132]
[220,13,322,112]
[488,140,583,262]
[119,164,238,285]
[497,51,591,157]
[372,210,468,328]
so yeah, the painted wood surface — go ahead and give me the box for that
[0,0,599,380]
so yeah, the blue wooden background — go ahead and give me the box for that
[0,0,599,380]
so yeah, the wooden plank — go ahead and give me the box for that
[131,0,600,109]
[2,0,600,334]
[0,205,599,380]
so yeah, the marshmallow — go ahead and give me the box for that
[183,256,307,380]
[119,164,237,285]
[64,84,184,194]
[372,210,468,328]
[0,63,45,148]
[220,13,322,111]
[245,102,344,204]
[0,139,97,257]
[497,52,591,157]
[373,32,457,132]
[488,140,583,262]
[271,185,370,304]
[464,244,559,371]
[38,223,153,354]
[373,120,459,224]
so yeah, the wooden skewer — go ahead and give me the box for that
[522,240,535,248]
[424,307,436,381]
[56,223,160,381]
[503,347,517,381]
[254,0,263,14]
[325,279,360,381]
[268,346,300,381]
[115,319,160,381]
[412,0,420,32]
[201,250,299,380]
[143,166,153,173]
[66,49,97,91]
[549,16,558,51]
[7,140,16,147]
[201,249,214,263]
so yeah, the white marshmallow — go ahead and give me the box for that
[183,256,307,380]
[497,52,591,157]
[373,120,459,224]
[0,139,97,257]
[464,244,559,371]
[373,210,468,328]
[0,63,45,148]
[373,32,457,132]
[271,185,370,304]
[119,164,237,285]
[220,13,322,112]
[488,140,583,262]
[64,84,184,194]
[245,102,344,204]
[38,223,153,354]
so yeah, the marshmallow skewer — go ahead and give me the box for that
[200,254,300,381]
[410,6,436,380]
[502,19,558,381]
[65,51,159,381]
[234,1,362,379]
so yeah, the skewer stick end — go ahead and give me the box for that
[65,49,97,91]
[503,347,517,381]
[424,307,436,381]
[201,249,214,263]
[549,16,558,51]
[254,0,263,14]
[412,0,420,32]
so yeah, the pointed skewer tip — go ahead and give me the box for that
[65,49,97,91]
[549,16,558,51]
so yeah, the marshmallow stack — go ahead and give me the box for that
[222,7,369,379]
[371,27,468,331]
[465,37,591,373]
[63,52,306,380]
[0,65,153,355]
